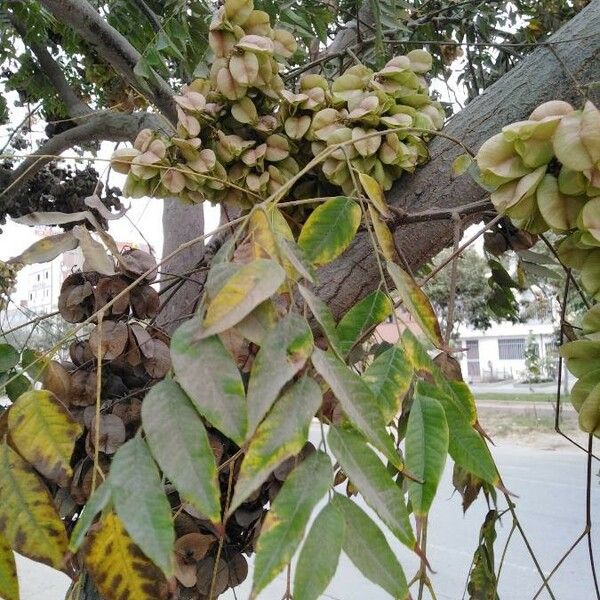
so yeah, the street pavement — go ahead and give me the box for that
[15,434,600,600]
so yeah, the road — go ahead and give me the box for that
[15,437,600,600]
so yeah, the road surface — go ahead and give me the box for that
[15,437,600,600]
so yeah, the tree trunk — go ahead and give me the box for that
[156,198,206,335]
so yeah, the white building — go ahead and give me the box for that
[7,227,149,315]
[457,320,556,383]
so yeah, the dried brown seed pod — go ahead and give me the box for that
[69,370,97,406]
[233,506,263,528]
[69,340,94,367]
[89,320,129,360]
[118,248,158,281]
[174,533,215,588]
[86,413,126,455]
[227,553,248,587]
[111,398,142,427]
[130,284,160,319]
[142,338,172,379]
[58,273,95,323]
[95,275,130,316]
[196,556,229,597]
[42,360,71,405]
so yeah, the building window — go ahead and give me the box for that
[37,274,40,281]
[45,271,49,279]
[498,338,526,360]
[29,293,32,301]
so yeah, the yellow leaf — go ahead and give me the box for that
[201,259,286,337]
[0,531,19,600]
[368,204,397,262]
[0,441,68,570]
[359,173,391,217]
[9,390,82,487]
[244,209,278,261]
[387,262,444,349]
[85,512,168,600]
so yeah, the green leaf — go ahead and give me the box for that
[402,329,437,374]
[20,349,47,381]
[246,313,313,435]
[332,493,409,599]
[8,389,82,487]
[0,441,68,570]
[328,425,416,550]
[230,377,321,514]
[416,382,499,487]
[0,531,18,600]
[201,259,286,337]
[387,261,444,349]
[293,503,344,600]
[276,235,316,283]
[235,300,277,345]
[0,344,18,373]
[5,373,30,402]
[142,380,221,523]
[298,197,361,266]
[110,437,175,577]
[298,284,343,357]
[311,348,401,468]
[336,291,393,356]
[406,394,449,516]
[171,317,247,445]
[252,451,333,598]
[69,481,111,552]
[448,381,478,425]
[362,344,413,423]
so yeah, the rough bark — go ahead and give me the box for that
[37,0,177,123]
[316,0,600,318]
[157,198,206,334]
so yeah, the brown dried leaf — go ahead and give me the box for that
[433,352,464,382]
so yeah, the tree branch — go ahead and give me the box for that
[37,0,176,123]
[131,0,161,33]
[1,111,168,203]
[8,12,91,119]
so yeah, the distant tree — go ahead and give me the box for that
[425,248,495,337]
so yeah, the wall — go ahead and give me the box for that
[457,321,556,382]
